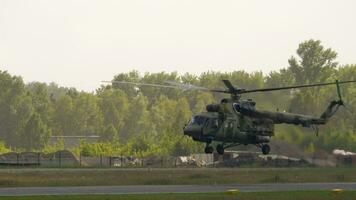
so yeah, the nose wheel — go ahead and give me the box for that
[216,144,225,155]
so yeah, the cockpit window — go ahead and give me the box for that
[207,118,219,129]
[190,116,207,126]
[233,103,241,113]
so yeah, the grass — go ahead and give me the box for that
[0,167,355,187]
[1,191,356,200]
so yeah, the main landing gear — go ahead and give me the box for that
[205,143,225,155]
[204,145,214,154]
[204,144,224,155]
[205,143,239,155]
[261,144,270,155]
[216,144,225,155]
[256,143,270,155]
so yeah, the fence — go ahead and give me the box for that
[0,150,344,168]
[0,150,215,168]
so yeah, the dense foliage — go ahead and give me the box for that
[0,39,355,155]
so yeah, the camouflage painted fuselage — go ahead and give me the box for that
[184,99,273,145]
[183,97,338,145]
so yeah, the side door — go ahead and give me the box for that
[202,118,218,137]
[225,119,235,140]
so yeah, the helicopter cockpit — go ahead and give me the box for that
[188,115,207,126]
[184,114,219,142]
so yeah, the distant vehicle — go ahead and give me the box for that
[105,79,356,155]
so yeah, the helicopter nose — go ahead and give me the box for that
[183,125,201,137]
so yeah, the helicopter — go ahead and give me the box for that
[104,79,356,155]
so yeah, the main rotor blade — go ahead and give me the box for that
[102,80,228,93]
[222,80,236,92]
[241,80,356,94]
[164,81,228,93]
[102,81,179,89]
[164,81,210,91]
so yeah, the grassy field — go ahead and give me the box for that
[1,191,356,200]
[0,167,355,187]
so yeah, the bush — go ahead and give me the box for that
[0,141,10,154]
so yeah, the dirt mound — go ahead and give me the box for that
[268,139,307,158]
[0,152,18,163]
[233,139,307,159]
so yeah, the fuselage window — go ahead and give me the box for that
[229,122,233,129]
[190,116,207,126]
[208,118,219,129]
[233,103,241,113]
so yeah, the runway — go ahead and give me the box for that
[0,183,355,196]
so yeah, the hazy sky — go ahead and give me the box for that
[1,0,356,91]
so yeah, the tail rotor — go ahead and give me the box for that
[336,80,354,114]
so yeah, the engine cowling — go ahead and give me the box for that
[206,104,220,112]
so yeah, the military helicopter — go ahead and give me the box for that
[104,79,356,155]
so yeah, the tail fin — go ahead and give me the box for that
[320,80,344,121]
[319,100,343,121]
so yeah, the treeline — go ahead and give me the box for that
[0,39,356,156]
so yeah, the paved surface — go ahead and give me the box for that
[0,183,355,196]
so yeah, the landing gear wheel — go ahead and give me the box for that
[204,146,214,154]
[261,144,270,155]
[216,144,225,155]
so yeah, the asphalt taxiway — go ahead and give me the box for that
[0,183,355,196]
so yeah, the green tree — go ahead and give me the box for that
[140,72,181,101]
[0,141,10,153]
[193,92,215,113]
[43,138,64,153]
[72,93,103,136]
[171,137,203,156]
[26,82,53,126]
[304,142,316,154]
[173,97,192,132]
[52,95,75,136]
[98,89,129,133]
[122,94,152,141]
[112,71,140,97]
[151,95,177,135]
[289,39,337,84]
[0,71,33,147]
[263,69,294,110]
[101,124,119,143]
[131,134,151,157]
[288,39,338,115]
[21,113,51,150]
